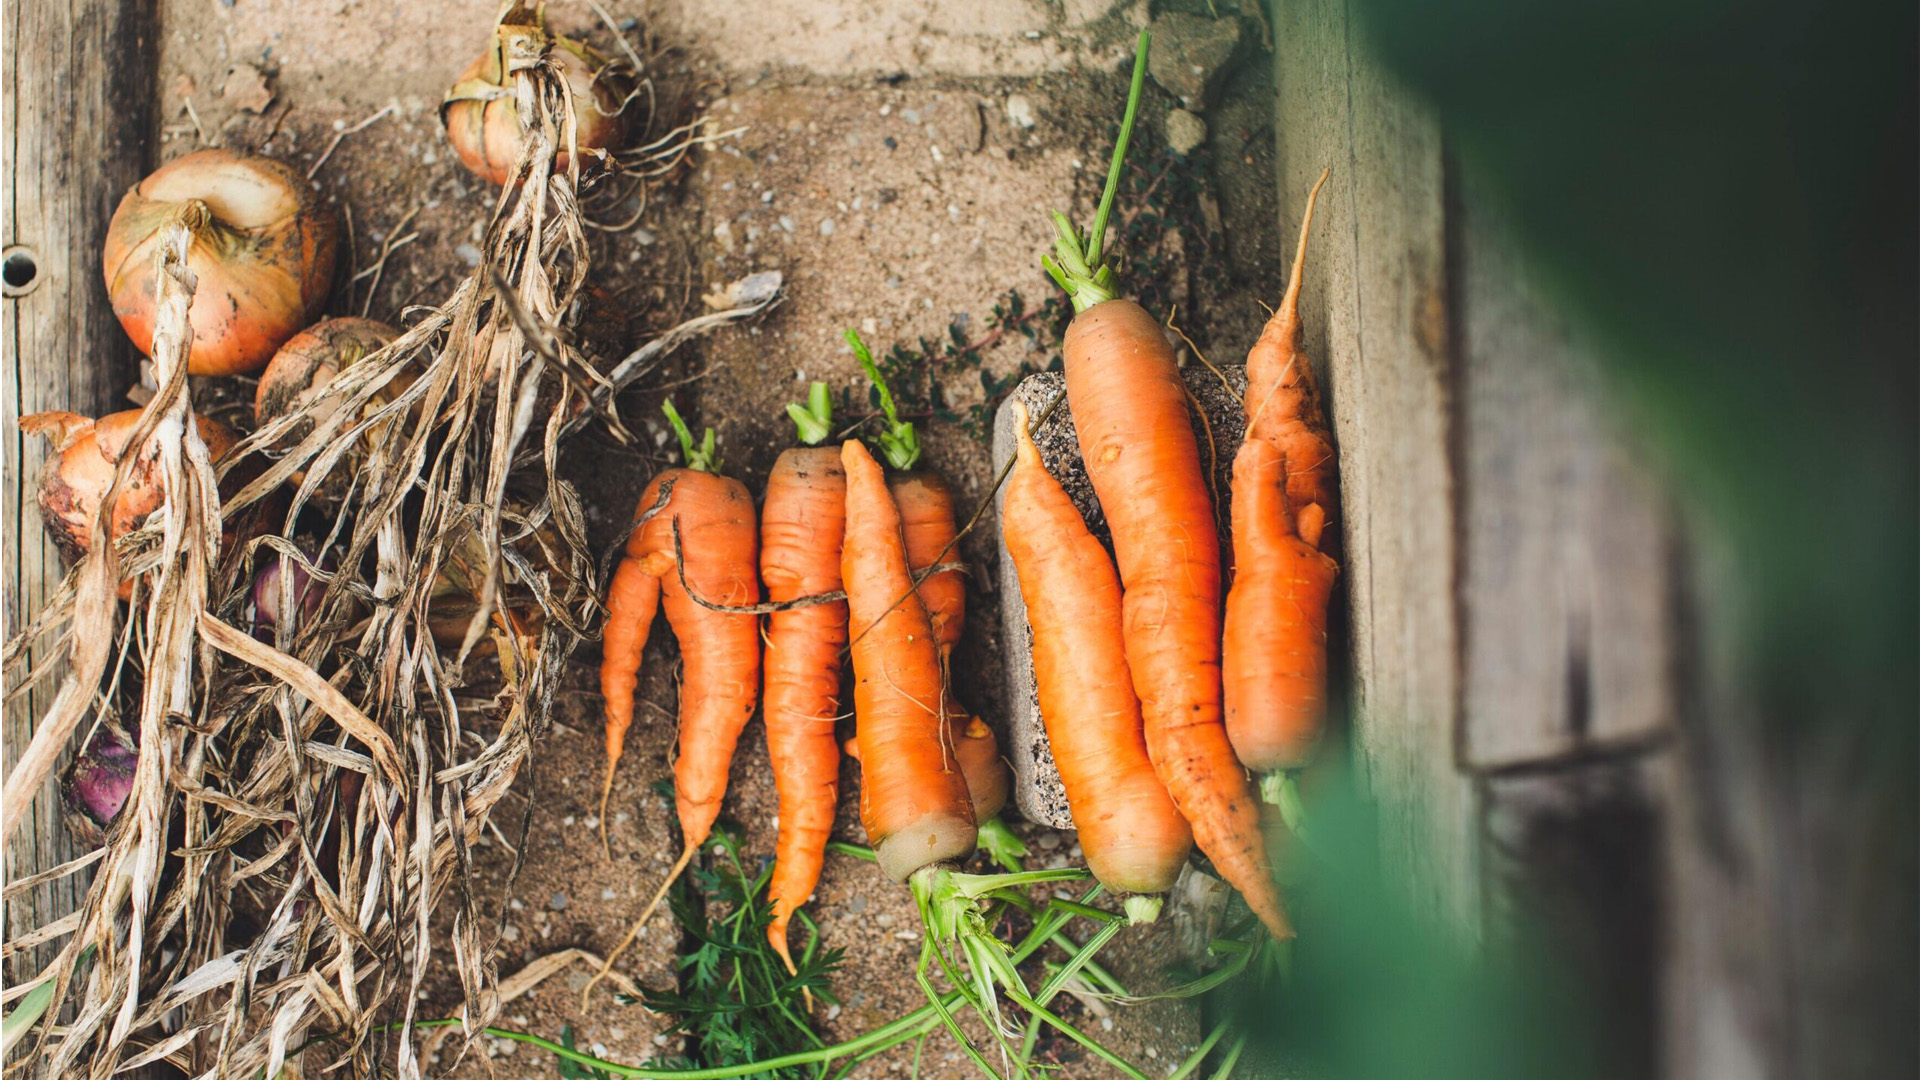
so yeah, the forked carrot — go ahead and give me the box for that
[1002,399,1192,923]
[760,383,849,974]
[598,400,759,919]
[1223,439,1339,781]
[1041,30,1292,939]
[1227,169,1342,792]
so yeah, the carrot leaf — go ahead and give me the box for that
[661,398,719,473]
[847,328,922,470]
[783,380,833,445]
[1042,29,1151,313]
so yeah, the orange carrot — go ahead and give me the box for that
[846,328,1011,828]
[889,470,965,660]
[760,383,848,973]
[1003,400,1192,921]
[840,437,976,883]
[1041,31,1292,939]
[1223,438,1339,778]
[1244,167,1336,546]
[599,400,759,918]
[1227,170,1341,790]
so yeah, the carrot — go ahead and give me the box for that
[760,382,849,974]
[840,437,976,883]
[847,329,1012,830]
[598,399,760,920]
[1223,438,1339,780]
[1226,170,1342,792]
[1244,167,1336,546]
[1041,30,1292,940]
[1002,399,1192,923]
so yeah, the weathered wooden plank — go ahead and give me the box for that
[1274,0,1476,934]
[2,0,154,977]
[1454,177,1675,769]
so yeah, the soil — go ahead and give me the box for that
[145,2,1285,1076]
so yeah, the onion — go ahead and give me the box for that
[441,5,633,186]
[251,549,332,634]
[254,316,402,435]
[103,149,338,376]
[61,724,138,848]
[23,409,238,585]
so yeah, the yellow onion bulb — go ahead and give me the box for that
[104,149,337,377]
[253,316,403,434]
[23,408,238,597]
[441,17,632,186]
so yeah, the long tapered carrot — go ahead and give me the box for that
[599,400,759,919]
[1003,400,1192,922]
[1041,30,1292,940]
[841,437,977,883]
[761,383,848,974]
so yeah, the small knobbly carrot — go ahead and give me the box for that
[1228,167,1343,795]
[1223,439,1339,774]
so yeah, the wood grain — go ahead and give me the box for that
[1274,0,1477,935]
[3,0,153,979]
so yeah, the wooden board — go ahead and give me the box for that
[2,0,153,980]
[1273,0,1477,936]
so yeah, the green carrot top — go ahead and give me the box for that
[845,329,922,471]
[661,397,720,473]
[1042,29,1151,314]
[784,381,834,446]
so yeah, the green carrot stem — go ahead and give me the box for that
[1041,29,1152,313]
[845,328,921,470]
[661,398,718,472]
[785,380,834,445]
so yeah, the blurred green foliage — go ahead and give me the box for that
[1352,0,1916,712]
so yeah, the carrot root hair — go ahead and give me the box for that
[578,841,697,1010]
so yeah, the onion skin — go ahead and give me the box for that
[61,724,139,848]
[23,408,237,597]
[441,19,632,186]
[253,316,402,435]
[104,149,338,376]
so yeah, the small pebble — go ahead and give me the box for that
[819,219,837,236]
[509,898,525,911]
[453,243,482,268]
[1005,94,1037,129]
[550,892,569,910]
[601,887,617,901]
[1166,109,1207,156]
[609,1027,626,1041]
[825,1004,842,1021]
[502,924,520,942]
[900,109,920,124]
[1036,832,1062,850]
[848,895,869,913]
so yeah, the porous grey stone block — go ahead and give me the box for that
[993,364,1248,828]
